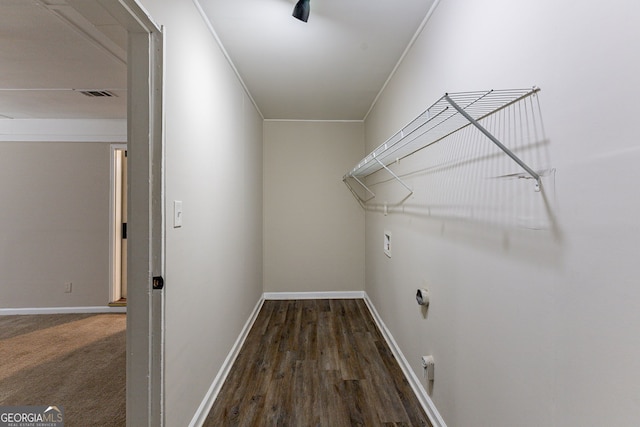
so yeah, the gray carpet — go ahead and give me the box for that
[0,313,126,426]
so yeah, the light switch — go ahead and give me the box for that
[174,201,183,228]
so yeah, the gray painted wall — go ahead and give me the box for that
[0,141,111,308]
[364,0,640,425]
[138,1,264,425]
[263,121,365,293]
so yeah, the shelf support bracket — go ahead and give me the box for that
[374,157,413,195]
[343,173,376,203]
[444,95,541,191]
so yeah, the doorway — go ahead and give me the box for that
[110,144,128,306]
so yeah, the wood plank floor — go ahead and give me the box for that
[205,299,432,426]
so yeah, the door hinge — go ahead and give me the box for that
[153,276,164,290]
[122,222,127,239]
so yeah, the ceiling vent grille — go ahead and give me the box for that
[78,90,117,97]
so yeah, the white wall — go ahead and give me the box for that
[0,141,112,308]
[138,1,264,426]
[263,121,365,293]
[364,0,640,426]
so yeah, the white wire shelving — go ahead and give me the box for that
[344,87,542,203]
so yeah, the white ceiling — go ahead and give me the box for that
[197,0,435,120]
[0,0,127,120]
[0,0,435,121]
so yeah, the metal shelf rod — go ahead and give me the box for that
[444,94,541,191]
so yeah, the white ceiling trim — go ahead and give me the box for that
[0,119,127,142]
[264,119,364,123]
[192,0,265,120]
[362,0,442,121]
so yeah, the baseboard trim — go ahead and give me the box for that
[189,295,265,427]
[0,306,127,315]
[363,293,447,427]
[263,291,365,300]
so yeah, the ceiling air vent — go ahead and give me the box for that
[78,90,117,98]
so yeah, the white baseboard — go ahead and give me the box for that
[0,306,127,315]
[363,292,447,427]
[263,290,365,300]
[189,295,265,427]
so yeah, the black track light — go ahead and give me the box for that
[292,0,310,22]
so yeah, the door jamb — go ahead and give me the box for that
[99,1,164,425]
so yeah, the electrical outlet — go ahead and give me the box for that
[421,355,435,381]
[64,282,72,293]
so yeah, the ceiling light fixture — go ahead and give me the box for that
[292,0,310,22]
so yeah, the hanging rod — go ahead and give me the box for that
[343,87,542,200]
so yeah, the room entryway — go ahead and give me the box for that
[110,145,128,307]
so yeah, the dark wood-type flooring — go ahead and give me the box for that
[205,299,432,426]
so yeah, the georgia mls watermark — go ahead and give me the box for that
[0,406,63,427]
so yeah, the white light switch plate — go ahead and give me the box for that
[174,201,183,228]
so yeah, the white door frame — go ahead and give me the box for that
[99,1,165,425]
[109,143,127,303]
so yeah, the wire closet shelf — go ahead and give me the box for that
[343,87,542,201]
